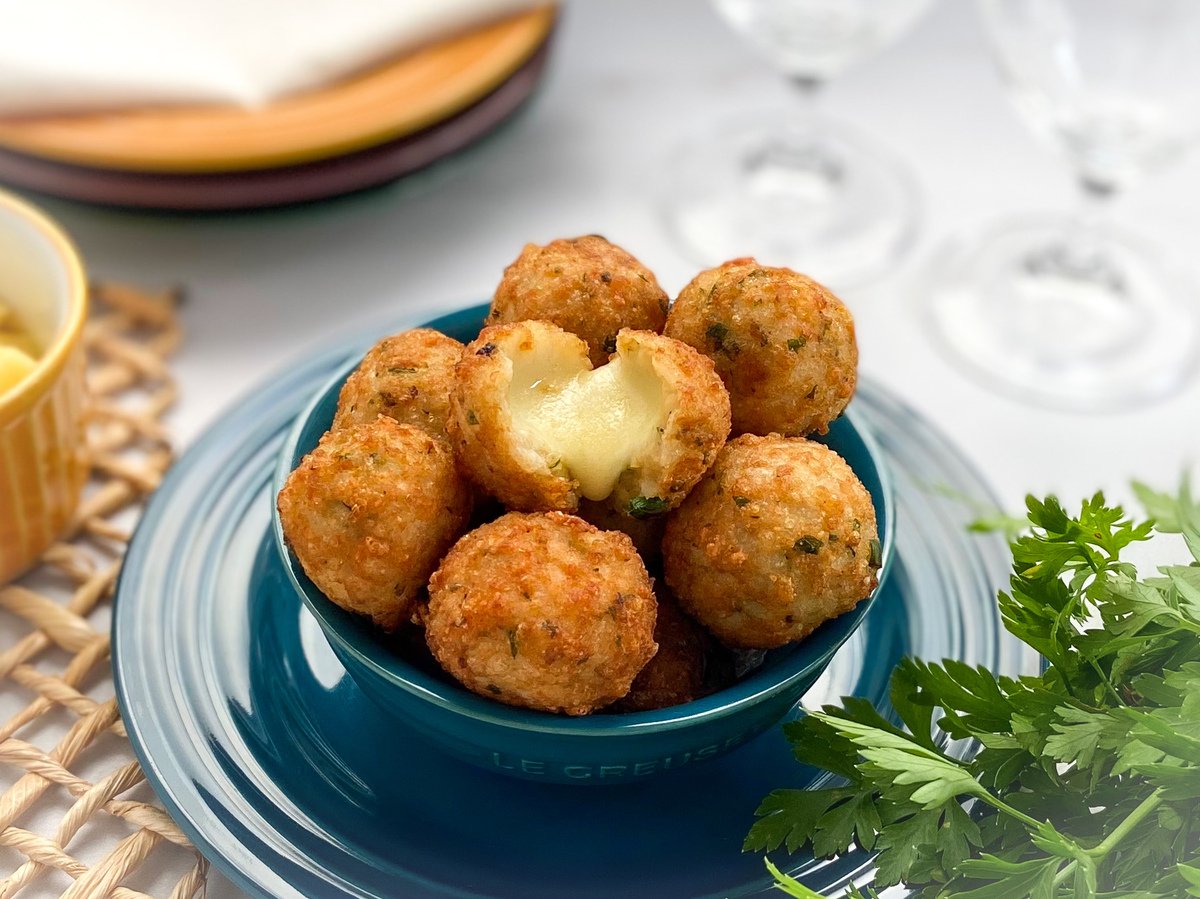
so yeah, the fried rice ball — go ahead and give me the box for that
[662,434,881,649]
[610,588,726,712]
[425,512,657,715]
[331,328,464,439]
[277,417,473,631]
[665,259,857,437]
[488,235,670,367]
[448,320,730,515]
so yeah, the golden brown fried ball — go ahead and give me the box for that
[277,418,473,631]
[332,328,464,439]
[610,589,721,712]
[665,259,857,437]
[662,434,880,649]
[488,235,669,366]
[448,320,730,515]
[425,512,657,715]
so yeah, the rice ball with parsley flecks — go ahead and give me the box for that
[662,434,880,649]
[277,417,473,631]
[425,511,657,715]
[487,235,669,367]
[666,260,856,437]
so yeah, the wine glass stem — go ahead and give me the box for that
[770,75,844,187]
[788,75,825,116]
[1076,175,1118,236]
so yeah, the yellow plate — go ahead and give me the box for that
[0,6,555,174]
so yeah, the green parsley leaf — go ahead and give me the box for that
[748,477,1200,899]
[626,495,669,519]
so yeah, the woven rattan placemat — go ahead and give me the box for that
[0,284,207,899]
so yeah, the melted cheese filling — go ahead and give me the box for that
[508,342,666,500]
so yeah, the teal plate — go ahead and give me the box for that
[112,305,1038,899]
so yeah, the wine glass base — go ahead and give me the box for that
[662,115,920,290]
[921,216,1200,410]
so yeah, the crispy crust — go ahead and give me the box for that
[666,260,857,437]
[426,511,658,715]
[448,321,582,511]
[608,329,731,515]
[662,434,880,649]
[488,235,669,367]
[277,418,474,631]
[332,328,464,439]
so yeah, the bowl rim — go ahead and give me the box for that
[272,326,896,737]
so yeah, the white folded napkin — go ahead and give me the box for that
[0,0,541,116]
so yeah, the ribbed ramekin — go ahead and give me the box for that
[0,189,88,583]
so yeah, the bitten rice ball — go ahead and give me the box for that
[662,434,880,649]
[426,512,658,715]
[665,259,857,437]
[449,320,730,514]
[332,328,464,439]
[488,235,670,366]
[610,588,725,712]
[277,418,473,631]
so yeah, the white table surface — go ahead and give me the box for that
[20,0,1200,895]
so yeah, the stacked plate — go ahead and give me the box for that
[0,7,556,210]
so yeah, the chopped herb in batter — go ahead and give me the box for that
[705,322,740,357]
[793,535,823,554]
[627,495,670,519]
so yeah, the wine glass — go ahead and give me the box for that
[923,0,1200,410]
[663,0,934,289]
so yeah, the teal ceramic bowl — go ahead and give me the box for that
[272,305,895,786]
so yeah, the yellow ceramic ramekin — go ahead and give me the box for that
[0,189,88,583]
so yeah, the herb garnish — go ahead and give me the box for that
[705,323,740,357]
[747,482,1200,898]
[793,536,823,554]
[627,496,670,519]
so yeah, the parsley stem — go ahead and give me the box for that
[974,792,1044,833]
[1085,788,1164,858]
[1050,789,1166,889]
[1089,658,1126,707]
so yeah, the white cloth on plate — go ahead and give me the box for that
[0,0,540,116]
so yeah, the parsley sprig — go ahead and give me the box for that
[747,481,1200,898]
